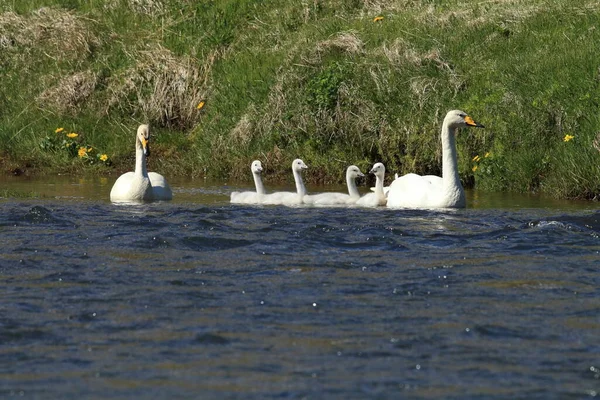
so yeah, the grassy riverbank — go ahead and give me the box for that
[1,0,600,198]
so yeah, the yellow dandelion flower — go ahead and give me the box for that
[563,134,574,142]
[66,133,78,138]
[373,16,384,22]
[472,165,478,172]
[197,101,205,110]
[78,147,87,158]
[472,155,481,162]
[55,127,64,134]
[100,154,108,162]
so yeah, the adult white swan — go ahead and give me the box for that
[304,165,364,206]
[387,110,484,209]
[230,160,266,204]
[261,159,308,206]
[110,124,173,202]
[356,162,387,207]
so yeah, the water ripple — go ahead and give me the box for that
[0,200,599,399]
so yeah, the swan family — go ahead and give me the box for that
[112,109,483,209]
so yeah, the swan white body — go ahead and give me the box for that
[110,124,173,203]
[261,159,308,206]
[304,165,364,206]
[357,163,387,207]
[230,160,266,204]
[386,110,483,209]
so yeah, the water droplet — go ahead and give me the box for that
[92,312,96,317]
[415,364,421,370]
[465,328,470,332]
[260,301,264,305]
[312,303,317,307]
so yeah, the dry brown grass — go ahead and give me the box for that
[0,8,99,62]
[105,44,214,130]
[36,70,98,114]
[593,133,600,153]
[230,112,255,147]
[316,31,365,55]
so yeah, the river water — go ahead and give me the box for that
[1,175,599,399]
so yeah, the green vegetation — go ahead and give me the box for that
[1,0,600,198]
[0,188,41,199]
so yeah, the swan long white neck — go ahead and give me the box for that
[253,171,266,195]
[374,174,384,197]
[346,172,360,199]
[441,119,464,205]
[293,169,307,196]
[135,137,148,178]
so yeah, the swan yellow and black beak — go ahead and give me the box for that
[465,115,485,128]
[141,137,150,157]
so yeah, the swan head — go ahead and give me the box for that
[137,124,150,156]
[292,159,308,172]
[444,110,485,130]
[251,160,263,174]
[369,162,385,177]
[346,165,364,179]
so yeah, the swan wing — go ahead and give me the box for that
[231,191,264,204]
[148,172,172,200]
[304,192,351,206]
[386,173,443,208]
[261,191,303,206]
[110,172,153,202]
[356,192,387,207]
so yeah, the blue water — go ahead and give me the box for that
[1,176,599,399]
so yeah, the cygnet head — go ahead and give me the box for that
[346,165,364,179]
[369,162,385,177]
[137,124,150,156]
[251,160,263,174]
[444,110,485,130]
[292,159,308,172]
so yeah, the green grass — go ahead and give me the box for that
[1,0,600,198]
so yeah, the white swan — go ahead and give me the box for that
[110,124,173,202]
[230,160,266,204]
[356,162,387,207]
[386,110,484,209]
[261,159,308,205]
[304,165,364,206]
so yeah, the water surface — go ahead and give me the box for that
[1,176,599,399]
